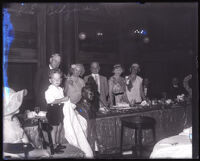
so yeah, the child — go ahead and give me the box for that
[45,69,69,153]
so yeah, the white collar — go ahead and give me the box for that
[92,73,99,77]
[49,84,61,89]
[49,64,53,69]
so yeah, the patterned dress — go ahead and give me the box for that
[109,76,126,105]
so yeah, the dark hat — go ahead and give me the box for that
[3,87,24,116]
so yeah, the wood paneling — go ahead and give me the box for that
[7,63,37,99]
[37,4,46,67]
[10,12,37,33]
[8,10,38,62]
[74,8,119,64]
[10,31,37,49]
[4,4,46,109]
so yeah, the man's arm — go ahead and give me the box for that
[108,78,114,106]
[84,75,88,83]
[104,77,109,96]
[140,80,145,100]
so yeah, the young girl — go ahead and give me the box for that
[45,69,69,153]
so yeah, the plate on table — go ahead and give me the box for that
[111,106,132,110]
[27,111,36,119]
[112,102,130,109]
[36,111,47,117]
[99,107,109,113]
[27,111,47,119]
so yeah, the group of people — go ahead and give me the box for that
[22,53,147,158]
[34,53,193,156]
[3,53,193,159]
[35,54,147,110]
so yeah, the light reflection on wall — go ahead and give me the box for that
[3,8,15,96]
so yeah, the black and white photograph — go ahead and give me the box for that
[2,1,199,159]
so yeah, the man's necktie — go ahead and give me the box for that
[94,75,100,93]
[94,75,98,84]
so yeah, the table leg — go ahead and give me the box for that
[47,129,54,155]
[120,123,124,154]
[38,121,47,149]
[135,128,142,157]
[152,127,156,144]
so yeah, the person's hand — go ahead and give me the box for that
[63,96,69,102]
[34,106,40,114]
[184,74,192,82]
[187,74,192,80]
[23,89,28,96]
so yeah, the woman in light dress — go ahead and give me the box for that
[125,63,145,104]
[64,64,85,104]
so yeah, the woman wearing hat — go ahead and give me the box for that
[108,64,127,107]
[125,63,145,104]
[3,87,50,159]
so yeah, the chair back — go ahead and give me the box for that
[3,143,34,159]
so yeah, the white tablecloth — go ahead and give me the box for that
[150,128,192,159]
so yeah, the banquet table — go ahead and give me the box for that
[22,102,190,155]
[150,127,192,159]
[95,103,188,154]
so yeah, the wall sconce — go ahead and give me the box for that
[97,32,103,36]
[79,32,87,40]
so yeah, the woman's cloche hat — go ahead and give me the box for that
[112,64,124,72]
[3,87,25,116]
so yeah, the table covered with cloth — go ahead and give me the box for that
[95,103,188,154]
[150,127,192,159]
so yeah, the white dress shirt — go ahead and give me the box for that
[49,64,53,69]
[45,84,64,104]
[92,73,100,93]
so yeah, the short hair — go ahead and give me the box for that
[49,53,61,62]
[112,64,124,73]
[130,63,140,73]
[49,68,63,78]
[90,62,100,68]
[69,64,85,76]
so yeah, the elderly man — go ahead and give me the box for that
[34,53,62,111]
[168,77,185,100]
[84,62,109,108]
[125,63,145,104]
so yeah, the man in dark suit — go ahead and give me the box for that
[34,53,62,111]
[84,62,109,108]
[168,77,185,100]
[142,78,154,100]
